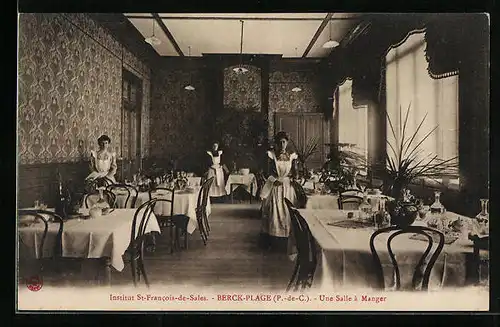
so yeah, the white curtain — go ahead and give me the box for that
[385,32,459,178]
[338,79,368,162]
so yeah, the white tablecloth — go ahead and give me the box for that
[114,189,211,235]
[187,177,202,187]
[295,209,474,290]
[306,193,391,210]
[225,173,257,196]
[18,209,161,271]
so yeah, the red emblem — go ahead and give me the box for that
[26,275,43,292]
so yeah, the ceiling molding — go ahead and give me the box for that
[151,13,184,56]
[302,13,333,58]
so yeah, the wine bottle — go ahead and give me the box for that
[55,171,68,219]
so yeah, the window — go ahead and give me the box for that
[122,70,142,161]
[338,79,369,165]
[385,32,459,186]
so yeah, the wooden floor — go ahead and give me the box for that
[31,203,295,291]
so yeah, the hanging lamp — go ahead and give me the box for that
[291,47,302,92]
[233,20,249,74]
[145,19,161,46]
[184,46,195,91]
[322,18,339,49]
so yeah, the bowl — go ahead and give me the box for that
[240,168,250,175]
[387,201,418,228]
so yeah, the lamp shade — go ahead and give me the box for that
[291,87,302,92]
[145,36,161,46]
[184,85,195,91]
[232,66,249,74]
[322,40,339,48]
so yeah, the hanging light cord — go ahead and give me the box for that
[240,20,244,55]
[239,20,244,67]
[329,19,332,40]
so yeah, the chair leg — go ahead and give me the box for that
[174,226,181,250]
[287,262,300,292]
[131,255,137,287]
[203,213,210,235]
[138,244,149,288]
[184,230,188,250]
[169,224,175,254]
[198,221,207,246]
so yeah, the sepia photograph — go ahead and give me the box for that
[16,12,490,312]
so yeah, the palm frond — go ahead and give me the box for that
[290,136,320,163]
[380,103,457,192]
[402,112,429,158]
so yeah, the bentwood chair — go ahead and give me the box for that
[85,177,114,193]
[169,177,215,248]
[469,234,489,286]
[85,189,117,209]
[197,177,214,244]
[18,209,64,277]
[284,198,318,292]
[291,180,308,209]
[106,184,139,208]
[338,194,364,210]
[127,199,157,288]
[148,187,179,253]
[369,226,445,291]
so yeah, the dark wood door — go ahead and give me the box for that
[274,113,301,153]
[274,113,330,169]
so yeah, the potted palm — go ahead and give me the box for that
[320,143,369,193]
[381,104,458,227]
[290,136,320,181]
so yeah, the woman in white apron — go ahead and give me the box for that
[206,142,227,197]
[260,131,299,251]
[85,134,117,184]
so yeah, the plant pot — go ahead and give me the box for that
[387,200,418,228]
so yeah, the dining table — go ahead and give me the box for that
[225,173,257,197]
[18,208,161,285]
[293,209,478,291]
[112,186,211,235]
[305,192,391,210]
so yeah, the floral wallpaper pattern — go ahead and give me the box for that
[18,13,152,164]
[223,65,261,111]
[268,69,322,138]
[18,13,122,164]
[150,67,208,158]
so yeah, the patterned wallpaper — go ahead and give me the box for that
[223,65,261,111]
[18,13,152,165]
[268,68,322,138]
[150,66,208,160]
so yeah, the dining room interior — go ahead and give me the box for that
[16,12,490,309]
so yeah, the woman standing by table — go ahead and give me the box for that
[85,134,117,184]
[206,142,227,198]
[260,131,299,252]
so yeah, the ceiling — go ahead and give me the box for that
[124,13,363,58]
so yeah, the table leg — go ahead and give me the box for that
[104,257,112,286]
[250,184,253,204]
